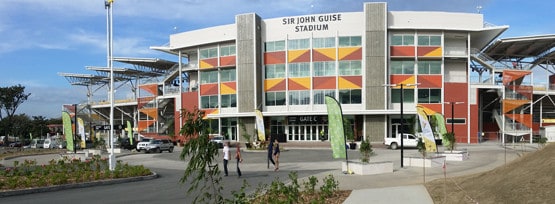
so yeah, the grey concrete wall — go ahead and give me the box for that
[365,115,387,142]
[236,14,263,113]
[364,2,387,110]
[364,3,388,142]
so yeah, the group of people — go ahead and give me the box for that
[221,138,281,177]
[222,141,243,177]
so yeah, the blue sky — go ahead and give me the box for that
[1,0,554,118]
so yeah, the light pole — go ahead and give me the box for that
[446,101,464,134]
[385,83,418,168]
[105,0,115,171]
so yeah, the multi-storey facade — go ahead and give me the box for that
[148,2,504,144]
[64,2,555,145]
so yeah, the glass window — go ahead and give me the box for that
[418,89,441,103]
[391,34,414,46]
[339,89,361,104]
[288,38,310,50]
[338,36,362,47]
[200,71,218,84]
[221,94,236,108]
[201,95,218,109]
[313,37,335,48]
[288,62,310,77]
[339,60,362,76]
[265,40,286,52]
[313,61,336,76]
[289,90,310,105]
[220,68,236,82]
[418,61,441,74]
[391,89,415,103]
[390,60,415,74]
[265,92,286,106]
[265,64,286,79]
[313,90,335,104]
[220,45,236,56]
[418,35,441,46]
[199,47,218,59]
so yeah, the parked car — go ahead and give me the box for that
[137,139,174,153]
[209,135,225,148]
[44,138,63,149]
[30,139,45,149]
[8,141,22,148]
[120,138,137,150]
[384,133,419,150]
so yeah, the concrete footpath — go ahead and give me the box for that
[296,141,538,204]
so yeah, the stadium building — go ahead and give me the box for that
[60,2,555,145]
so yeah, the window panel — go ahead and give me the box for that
[339,60,361,76]
[418,61,441,74]
[313,61,336,76]
[288,62,310,77]
[313,37,335,48]
[265,64,286,79]
[390,60,414,74]
[288,38,310,50]
[201,95,218,109]
[418,89,441,103]
[200,71,218,84]
[265,40,286,52]
[220,68,236,82]
[391,89,415,103]
[221,94,236,108]
[266,92,286,106]
[199,47,217,59]
[339,36,362,47]
[313,90,335,104]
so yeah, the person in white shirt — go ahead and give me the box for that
[223,142,230,176]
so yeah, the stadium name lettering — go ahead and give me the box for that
[282,14,342,32]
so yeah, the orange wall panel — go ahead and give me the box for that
[313,77,336,89]
[264,52,286,64]
[220,56,236,67]
[200,84,218,95]
[417,75,442,88]
[390,46,415,57]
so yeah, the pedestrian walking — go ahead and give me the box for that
[267,138,275,168]
[223,141,230,176]
[235,143,243,177]
[273,138,280,171]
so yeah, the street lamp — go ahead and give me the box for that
[385,83,418,168]
[445,101,464,134]
[105,0,115,171]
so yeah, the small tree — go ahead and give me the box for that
[443,132,456,152]
[359,138,373,163]
[179,108,223,203]
[416,138,427,183]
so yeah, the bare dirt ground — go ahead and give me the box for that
[425,143,555,203]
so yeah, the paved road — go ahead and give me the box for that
[0,147,354,203]
[0,142,536,203]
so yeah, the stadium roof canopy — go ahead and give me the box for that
[60,57,178,87]
[483,34,555,63]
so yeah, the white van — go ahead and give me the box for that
[43,138,62,149]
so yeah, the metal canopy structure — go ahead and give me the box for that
[86,66,161,80]
[113,57,176,74]
[60,57,178,88]
[58,72,108,86]
[483,34,555,62]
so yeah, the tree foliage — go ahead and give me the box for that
[179,108,223,204]
[0,84,31,120]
